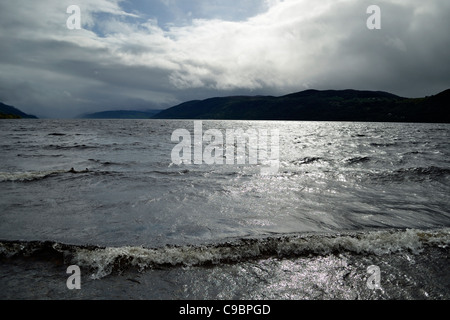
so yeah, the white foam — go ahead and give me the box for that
[0,170,66,182]
[70,227,450,279]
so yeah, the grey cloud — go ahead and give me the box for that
[0,0,449,118]
[319,0,450,97]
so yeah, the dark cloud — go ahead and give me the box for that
[0,0,449,118]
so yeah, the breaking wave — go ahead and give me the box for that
[0,170,68,182]
[368,166,450,183]
[1,228,448,279]
[395,166,450,177]
[291,157,323,165]
[0,168,133,182]
[345,156,371,164]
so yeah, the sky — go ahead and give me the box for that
[0,0,449,118]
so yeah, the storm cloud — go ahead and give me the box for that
[0,0,449,118]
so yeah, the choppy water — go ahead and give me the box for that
[0,119,449,300]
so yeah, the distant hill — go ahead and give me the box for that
[0,102,38,119]
[79,110,163,119]
[153,89,450,123]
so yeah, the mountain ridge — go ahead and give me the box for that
[153,88,450,123]
[0,102,38,119]
[78,109,163,119]
[2,88,449,122]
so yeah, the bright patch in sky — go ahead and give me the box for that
[0,0,449,118]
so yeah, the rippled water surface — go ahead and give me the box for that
[0,119,449,299]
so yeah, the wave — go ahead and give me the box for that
[0,170,68,182]
[153,169,191,175]
[44,144,98,150]
[345,156,371,164]
[290,156,373,167]
[0,168,104,182]
[16,154,64,158]
[1,228,448,279]
[88,159,124,167]
[291,157,323,165]
[3,164,448,183]
[0,168,194,182]
[369,166,450,183]
[395,166,450,177]
[369,142,397,147]
[48,133,66,136]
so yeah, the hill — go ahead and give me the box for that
[79,110,163,119]
[153,89,450,123]
[0,102,38,119]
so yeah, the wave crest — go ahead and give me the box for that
[0,170,67,182]
[1,228,449,279]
